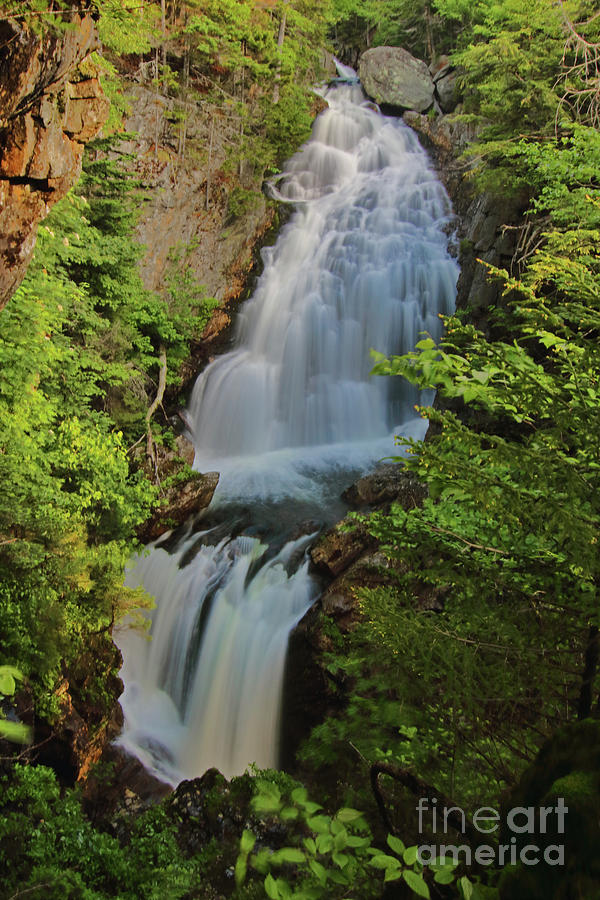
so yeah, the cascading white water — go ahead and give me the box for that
[116,77,458,786]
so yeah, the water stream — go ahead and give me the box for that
[116,75,457,786]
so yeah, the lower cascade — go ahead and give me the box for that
[116,76,458,786]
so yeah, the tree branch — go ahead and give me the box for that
[370,762,480,845]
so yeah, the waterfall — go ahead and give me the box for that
[116,78,457,786]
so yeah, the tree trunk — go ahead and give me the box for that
[239,66,245,178]
[577,625,599,720]
[424,2,435,61]
[161,0,168,91]
[272,0,288,105]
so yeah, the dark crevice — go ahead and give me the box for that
[0,174,53,191]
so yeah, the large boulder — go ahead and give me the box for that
[359,46,434,113]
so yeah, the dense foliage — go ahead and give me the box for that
[0,764,201,899]
[0,140,219,712]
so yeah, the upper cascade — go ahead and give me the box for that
[188,81,457,492]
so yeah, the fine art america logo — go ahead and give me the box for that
[416,797,567,866]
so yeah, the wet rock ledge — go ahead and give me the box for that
[281,464,427,768]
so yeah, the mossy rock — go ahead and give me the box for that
[498,719,600,900]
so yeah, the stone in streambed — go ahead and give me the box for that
[342,463,427,509]
[310,519,376,578]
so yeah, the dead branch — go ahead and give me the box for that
[146,345,167,481]
[556,1,600,129]
[370,761,480,844]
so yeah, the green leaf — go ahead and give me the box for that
[0,720,32,743]
[303,837,317,855]
[303,801,324,815]
[0,665,22,681]
[346,835,371,848]
[306,815,331,834]
[334,829,348,851]
[253,794,283,814]
[316,833,333,854]
[459,876,474,900]
[280,806,299,821]
[234,854,247,888]
[403,845,419,866]
[332,851,349,869]
[240,829,256,853]
[277,878,293,900]
[384,867,403,882]
[538,330,563,348]
[335,807,363,823]
[251,849,271,875]
[291,786,308,805]
[369,854,402,869]
[308,858,327,884]
[0,672,16,696]
[387,834,406,856]
[403,869,431,898]
[271,847,306,865]
[265,873,280,900]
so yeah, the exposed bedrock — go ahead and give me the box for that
[0,9,109,308]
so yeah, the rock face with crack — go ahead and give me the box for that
[0,10,110,308]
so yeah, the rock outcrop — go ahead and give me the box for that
[359,46,434,112]
[282,465,431,766]
[0,9,110,308]
[140,470,220,542]
[29,634,124,784]
[342,463,427,510]
[433,64,459,113]
[402,110,528,328]
[135,435,220,542]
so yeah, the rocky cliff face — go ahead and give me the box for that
[0,9,110,308]
[401,110,528,329]
[120,81,276,308]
